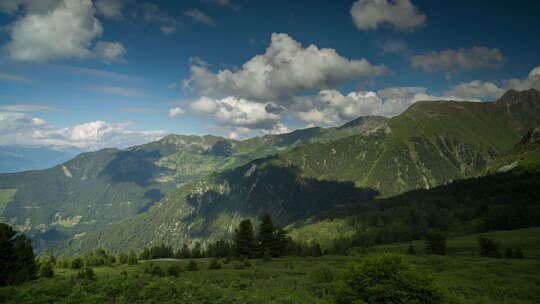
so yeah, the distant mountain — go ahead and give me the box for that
[0,118,386,251]
[0,146,81,173]
[58,89,540,255]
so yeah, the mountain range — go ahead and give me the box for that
[0,89,539,255]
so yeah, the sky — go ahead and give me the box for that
[0,0,539,151]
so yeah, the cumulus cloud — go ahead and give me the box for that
[94,41,126,63]
[410,47,504,73]
[95,0,124,19]
[183,33,388,101]
[0,0,24,14]
[447,80,505,99]
[169,107,186,117]
[183,9,215,25]
[2,0,125,62]
[446,66,540,100]
[506,66,540,91]
[0,112,166,149]
[189,96,280,129]
[291,87,466,126]
[351,0,426,31]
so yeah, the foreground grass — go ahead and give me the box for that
[1,228,539,304]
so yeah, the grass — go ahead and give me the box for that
[358,227,540,258]
[2,228,540,304]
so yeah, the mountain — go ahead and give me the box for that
[486,125,540,173]
[58,89,540,254]
[0,146,81,174]
[0,118,386,251]
[288,123,540,247]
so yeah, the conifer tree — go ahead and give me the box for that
[234,219,256,258]
[257,214,276,257]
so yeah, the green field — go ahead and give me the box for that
[2,228,539,304]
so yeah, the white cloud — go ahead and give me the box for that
[169,107,186,117]
[0,104,60,112]
[94,41,126,63]
[90,86,147,97]
[95,0,124,19]
[0,112,166,149]
[351,0,426,31]
[291,87,466,126]
[446,66,540,99]
[183,33,388,101]
[410,47,504,73]
[0,0,24,14]
[0,72,31,84]
[183,9,215,25]
[506,66,540,91]
[447,80,505,99]
[190,96,280,129]
[3,0,125,62]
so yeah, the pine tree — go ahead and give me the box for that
[192,242,202,258]
[10,234,38,284]
[258,214,276,257]
[127,251,138,265]
[234,219,256,258]
[180,243,191,259]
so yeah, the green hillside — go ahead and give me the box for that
[0,117,387,251]
[59,89,540,255]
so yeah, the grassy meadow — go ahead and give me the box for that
[1,228,539,304]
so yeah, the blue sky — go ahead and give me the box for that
[0,0,539,150]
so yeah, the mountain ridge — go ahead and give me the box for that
[57,89,540,255]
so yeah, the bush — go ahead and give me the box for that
[187,260,198,271]
[208,258,222,270]
[478,236,501,258]
[76,267,95,280]
[515,248,524,259]
[425,230,446,255]
[39,262,54,278]
[333,254,445,304]
[167,264,181,277]
[309,266,335,297]
[71,257,83,269]
[233,262,245,270]
[243,260,252,268]
[407,244,416,255]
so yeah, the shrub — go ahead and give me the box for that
[407,244,416,255]
[187,260,198,271]
[478,236,501,258]
[76,267,95,280]
[243,260,252,268]
[71,257,83,269]
[333,254,445,304]
[233,262,245,270]
[167,264,181,277]
[309,266,335,297]
[515,248,524,259]
[208,258,222,270]
[425,230,446,255]
[504,248,514,259]
[39,262,54,278]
